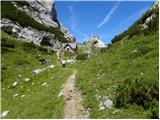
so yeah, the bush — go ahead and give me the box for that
[76,53,88,60]
[14,59,30,65]
[100,47,108,53]
[121,45,152,60]
[22,42,37,53]
[150,102,159,119]
[37,46,48,52]
[1,38,15,48]
[114,78,158,111]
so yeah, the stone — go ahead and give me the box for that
[12,81,18,87]
[13,94,18,98]
[1,111,9,117]
[49,65,55,69]
[113,109,120,114]
[58,89,64,97]
[18,74,22,77]
[33,69,43,74]
[24,78,30,82]
[21,95,25,98]
[103,99,113,108]
[42,82,48,87]
[99,106,105,110]
[131,49,137,53]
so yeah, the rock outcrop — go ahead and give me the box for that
[60,23,76,42]
[1,0,74,50]
[84,34,106,48]
[1,18,61,49]
[12,0,60,29]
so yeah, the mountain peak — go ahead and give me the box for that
[90,34,106,48]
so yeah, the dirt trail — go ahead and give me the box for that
[63,70,90,119]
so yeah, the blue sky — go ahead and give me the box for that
[55,1,155,44]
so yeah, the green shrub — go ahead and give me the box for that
[121,45,152,60]
[138,46,153,55]
[22,42,37,53]
[150,101,159,119]
[100,47,108,53]
[76,53,88,60]
[1,38,15,48]
[114,78,158,110]
[14,59,30,65]
[37,46,48,52]
[1,37,15,53]
[64,51,75,57]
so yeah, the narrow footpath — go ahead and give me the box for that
[63,70,90,119]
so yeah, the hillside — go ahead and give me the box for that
[1,1,74,49]
[1,30,73,118]
[75,32,158,118]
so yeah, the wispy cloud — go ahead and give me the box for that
[69,5,77,30]
[69,4,88,41]
[97,1,121,28]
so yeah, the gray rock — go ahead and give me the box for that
[60,23,75,42]
[1,111,9,117]
[103,99,113,108]
[12,0,59,29]
[1,18,61,49]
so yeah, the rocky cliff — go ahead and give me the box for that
[1,0,74,50]
[60,23,76,43]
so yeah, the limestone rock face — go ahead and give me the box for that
[140,1,159,30]
[1,1,74,50]
[60,23,75,42]
[1,18,61,49]
[12,0,60,29]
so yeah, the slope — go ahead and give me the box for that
[75,31,159,119]
[1,30,73,118]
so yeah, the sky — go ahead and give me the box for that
[55,0,155,44]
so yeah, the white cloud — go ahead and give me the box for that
[97,1,121,28]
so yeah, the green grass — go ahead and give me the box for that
[75,32,159,119]
[1,31,72,118]
[1,1,67,43]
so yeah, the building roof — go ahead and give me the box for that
[62,43,77,49]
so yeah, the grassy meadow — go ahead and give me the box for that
[75,32,159,119]
[1,31,73,118]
